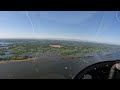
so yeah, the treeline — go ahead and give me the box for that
[5,55,32,61]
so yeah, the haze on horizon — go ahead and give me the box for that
[0,11,120,45]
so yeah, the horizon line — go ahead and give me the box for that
[0,37,119,46]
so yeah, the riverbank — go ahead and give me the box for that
[0,58,34,64]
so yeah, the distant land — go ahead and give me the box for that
[0,38,120,63]
[0,38,120,46]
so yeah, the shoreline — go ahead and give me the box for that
[0,58,34,64]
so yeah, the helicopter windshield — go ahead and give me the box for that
[0,11,120,79]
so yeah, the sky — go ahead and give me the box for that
[0,11,120,45]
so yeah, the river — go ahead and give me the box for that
[0,50,119,79]
[0,41,120,79]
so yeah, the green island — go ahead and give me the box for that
[105,53,113,57]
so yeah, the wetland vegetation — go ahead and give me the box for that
[0,39,119,61]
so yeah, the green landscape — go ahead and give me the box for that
[0,39,119,61]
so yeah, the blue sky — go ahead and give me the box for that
[0,11,120,45]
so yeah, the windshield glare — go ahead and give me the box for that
[0,11,120,79]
